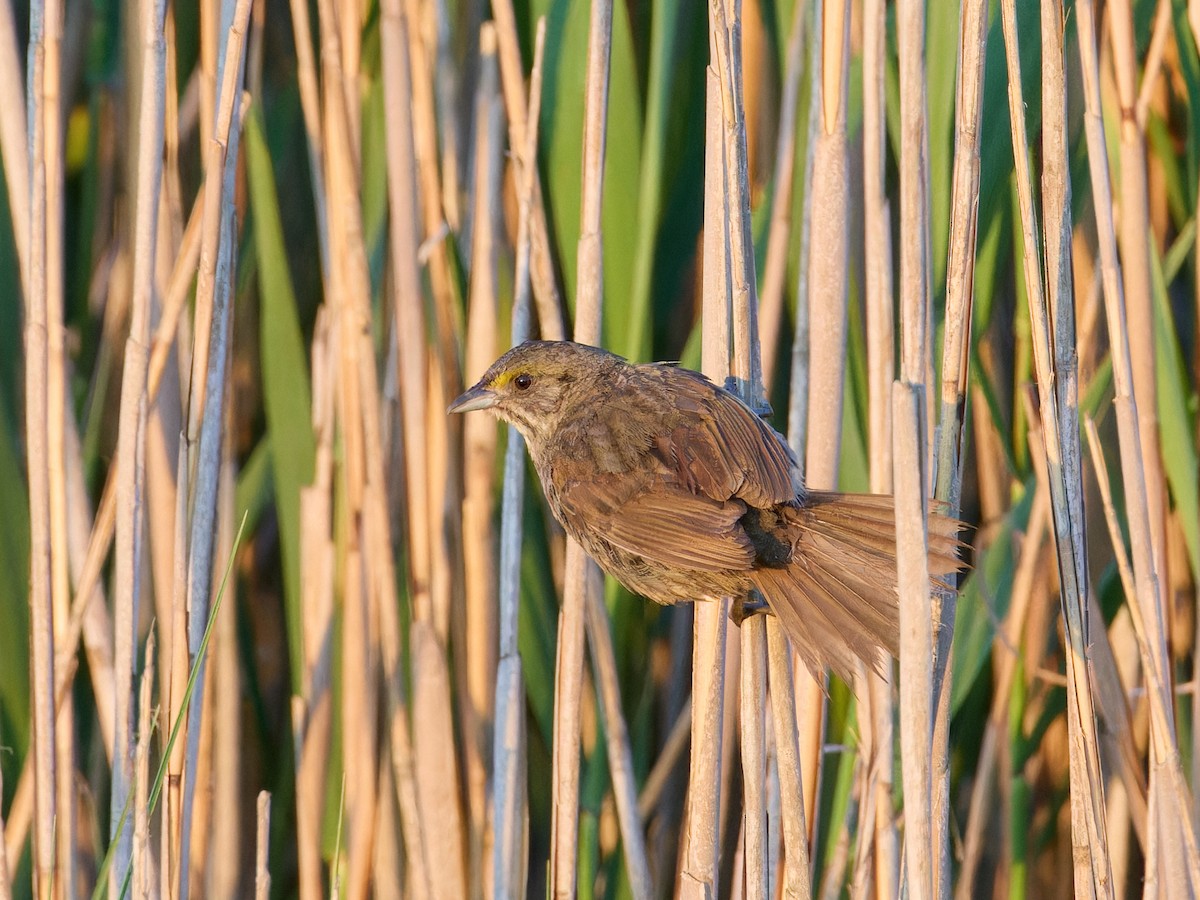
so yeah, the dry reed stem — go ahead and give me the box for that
[766,620,811,899]
[937,0,987,511]
[378,0,435,704]
[679,63,734,900]
[638,695,692,819]
[208,457,240,896]
[1075,6,1200,889]
[178,5,252,893]
[1001,2,1113,894]
[929,0,989,872]
[376,3,442,888]
[585,587,654,898]
[757,0,805,387]
[1108,0,1171,630]
[550,0,617,890]
[862,0,897,891]
[24,0,59,893]
[0,0,28,288]
[492,20,545,896]
[892,383,934,900]
[803,0,849,489]
[797,0,849,848]
[709,0,773,893]
[132,633,157,900]
[402,0,464,410]
[487,0,565,339]
[295,313,338,900]
[412,622,469,899]
[740,616,769,900]
[42,3,72,879]
[110,0,167,887]
[461,25,504,900]
[256,792,272,900]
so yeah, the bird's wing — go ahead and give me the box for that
[648,365,797,507]
[556,472,757,572]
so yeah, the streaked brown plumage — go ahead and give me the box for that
[449,340,964,680]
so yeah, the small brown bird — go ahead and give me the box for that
[449,340,963,680]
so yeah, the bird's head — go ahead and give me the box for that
[448,340,624,446]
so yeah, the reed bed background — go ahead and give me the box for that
[1,0,1199,896]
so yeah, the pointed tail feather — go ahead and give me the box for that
[750,491,966,683]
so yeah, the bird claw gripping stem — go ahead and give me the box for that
[731,590,771,626]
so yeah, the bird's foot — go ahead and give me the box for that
[731,591,770,626]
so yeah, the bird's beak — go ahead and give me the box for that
[448,384,498,414]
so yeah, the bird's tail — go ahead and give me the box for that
[750,491,965,682]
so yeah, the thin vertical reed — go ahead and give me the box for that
[24,0,58,893]
[256,792,272,900]
[1003,1,1114,893]
[492,21,545,896]
[758,0,806,387]
[861,0,896,892]
[487,0,565,339]
[681,62,734,900]
[893,383,933,900]
[111,0,167,890]
[550,0,619,891]
[1079,0,1200,879]
[178,5,252,894]
[132,634,156,900]
[0,0,28,287]
[461,25,504,900]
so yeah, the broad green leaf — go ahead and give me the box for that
[245,108,317,692]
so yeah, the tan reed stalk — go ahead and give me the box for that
[0,198,205,855]
[208,451,241,896]
[576,0,651,890]
[795,0,849,849]
[740,614,769,900]
[42,10,72,880]
[295,312,338,900]
[110,0,167,889]
[177,5,252,893]
[132,633,156,900]
[548,0,621,891]
[860,0,896,892]
[757,0,805,387]
[492,20,545,897]
[930,0,988,889]
[1108,0,1171,623]
[401,0,464,415]
[377,2,443,889]
[765,621,811,899]
[164,437,190,899]
[892,382,934,900]
[680,61,733,899]
[486,0,564,338]
[709,0,773,892]
[411,621,469,899]
[461,25,504,900]
[1000,1,1114,893]
[24,0,59,894]
[255,792,272,900]
[0,0,28,288]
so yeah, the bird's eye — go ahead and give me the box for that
[514,373,532,390]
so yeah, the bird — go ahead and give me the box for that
[449,339,964,680]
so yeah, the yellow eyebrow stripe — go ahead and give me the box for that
[490,371,517,389]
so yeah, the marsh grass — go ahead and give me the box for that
[2,0,1200,897]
